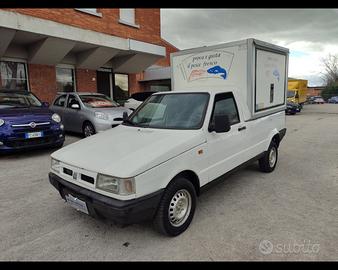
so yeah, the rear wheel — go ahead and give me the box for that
[153,177,196,236]
[83,122,96,137]
[259,141,278,173]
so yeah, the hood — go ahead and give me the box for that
[52,125,206,177]
[0,107,54,123]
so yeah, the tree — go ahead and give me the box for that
[321,54,338,100]
[321,54,338,87]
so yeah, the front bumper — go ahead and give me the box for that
[285,107,297,114]
[49,172,164,225]
[0,131,64,153]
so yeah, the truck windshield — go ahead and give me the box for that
[125,93,209,129]
[287,90,295,98]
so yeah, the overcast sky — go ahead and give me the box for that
[161,9,338,86]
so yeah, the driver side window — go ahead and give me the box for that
[210,92,240,128]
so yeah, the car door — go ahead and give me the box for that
[50,94,67,122]
[63,94,83,132]
[205,92,249,182]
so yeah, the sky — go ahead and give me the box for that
[160,9,338,86]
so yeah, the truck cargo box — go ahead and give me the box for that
[171,38,289,121]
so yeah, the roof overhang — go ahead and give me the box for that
[0,10,166,72]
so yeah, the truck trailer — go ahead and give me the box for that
[287,79,308,108]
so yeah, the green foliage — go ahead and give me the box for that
[321,86,338,101]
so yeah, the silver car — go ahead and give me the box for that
[50,92,132,137]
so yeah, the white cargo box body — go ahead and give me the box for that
[171,38,289,121]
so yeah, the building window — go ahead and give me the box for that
[56,66,76,92]
[0,60,28,90]
[75,8,102,17]
[114,74,129,103]
[119,9,139,28]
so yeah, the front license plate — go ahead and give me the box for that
[25,131,43,139]
[65,194,89,214]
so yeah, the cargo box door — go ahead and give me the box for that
[255,49,287,112]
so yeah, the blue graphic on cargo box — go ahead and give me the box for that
[207,65,227,80]
[273,69,280,82]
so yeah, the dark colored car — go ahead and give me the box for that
[328,96,338,104]
[285,102,299,115]
[0,90,65,153]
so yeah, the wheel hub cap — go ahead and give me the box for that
[168,189,192,227]
[84,126,94,137]
[269,147,277,167]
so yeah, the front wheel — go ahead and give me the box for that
[153,177,196,236]
[83,122,96,137]
[259,141,278,173]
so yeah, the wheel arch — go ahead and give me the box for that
[169,170,201,196]
[267,129,281,149]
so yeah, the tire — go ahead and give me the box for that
[259,141,278,173]
[83,122,96,137]
[153,177,197,237]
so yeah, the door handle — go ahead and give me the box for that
[238,126,246,131]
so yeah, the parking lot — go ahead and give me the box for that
[0,104,337,261]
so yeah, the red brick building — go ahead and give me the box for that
[307,86,325,97]
[0,8,179,103]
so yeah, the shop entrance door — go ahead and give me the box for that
[96,69,113,98]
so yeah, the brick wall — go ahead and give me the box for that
[28,64,57,103]
[156,39,179,67]
[307,88,323,97]
[75,69,97,92]
[28,64,97,102]
[4,9,175,99]
[128,39,179,94]
[129,73,146,95]
[5,8,162,46]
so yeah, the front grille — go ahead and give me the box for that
[4,136,56,148]
[81,174,95,184]
[63,168,73,176]
[11,125,53,138]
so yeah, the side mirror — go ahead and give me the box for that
[211,115,231,133]
[41,101,49,107]
[71,103,80,109]
[122,111,128,121]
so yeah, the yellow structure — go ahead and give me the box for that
[287,79,308,106]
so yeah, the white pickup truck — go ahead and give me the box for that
[49,39,288,236]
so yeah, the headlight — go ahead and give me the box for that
[52,113,61,123]
[51,158,61,174]
[95,112,109,120]
[0,119,4,127]
[96,174,135,195]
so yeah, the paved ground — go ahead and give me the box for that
[0,104,337,261]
